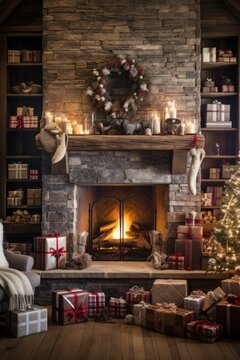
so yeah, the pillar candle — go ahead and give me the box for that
[152,112,161,134]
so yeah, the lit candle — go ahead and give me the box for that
[73,124,83,135]
[164,106,170,120]
[185,120,196,134]
[45,111,54,124]
[84,129,90,135]
[169,100,177,119]
[152,111,161,134]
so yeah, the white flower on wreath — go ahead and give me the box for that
[93,69,99,77]
[129,66,138,78]
[140,83,148,92]
[86,87,93,96]
[102,67,111,76]
[104,101,113,111]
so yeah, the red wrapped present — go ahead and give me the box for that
[177,225,203,241]
[146,303,195,337]
[126,286,151,313]
[88,291,105,318]
[34,233,67,270]
[52,288,83,322]
[175,238,202,270]
[185,212,202,226]
[186,320,222,343]
[167,252,184,270]
[59,290,89,325]
[216,295,240,338]
[109,297,127,319]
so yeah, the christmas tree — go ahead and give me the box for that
[210,153,240,273]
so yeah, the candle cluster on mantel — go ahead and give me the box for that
[149,100,199,136]
[44,112,93,135]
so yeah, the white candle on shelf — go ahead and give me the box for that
[152,111,161,134]
[45,111,54,124]
[185,120,196,134]
[73,124,83,135]
[169,100,177,119]
[84,129,90,135]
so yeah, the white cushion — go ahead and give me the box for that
[0,222,9,268]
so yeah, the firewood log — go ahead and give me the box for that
[100,221,117,233]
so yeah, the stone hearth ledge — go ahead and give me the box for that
[33,261,228,280]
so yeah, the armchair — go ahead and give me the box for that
[0,250,40,312]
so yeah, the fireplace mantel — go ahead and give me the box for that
[68,134,205,151]
[38,134,205,175]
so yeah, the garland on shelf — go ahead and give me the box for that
[86,55,149,118]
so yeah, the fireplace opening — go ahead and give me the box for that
[76,185,168,261]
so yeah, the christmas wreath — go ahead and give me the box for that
[86,55,149,118]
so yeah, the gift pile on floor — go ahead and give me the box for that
[6,276,240,342]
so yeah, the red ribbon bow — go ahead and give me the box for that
[193,320,221,337]
[17,116,24,128]
[47,232,66,268]
[64,292,88,322]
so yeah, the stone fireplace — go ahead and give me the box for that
[41,148,201,259]
[41,0,202,257]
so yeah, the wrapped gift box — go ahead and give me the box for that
[133,302,151,327]
[34,234,67,270]
[206,186,223,206]
[202,47,216,62]
[8,50,21,63]
[27,188,42,206]
[186,320,222,343]
[206,103,230,123]
[201,193,212,207]
[52,288,83,323]
[109,297,127,319]
[8,189,24,198]
[88,291,105,318]
[7,197,23,206]
[177,225,203,241]
[126,286,151,313]
[222,164,231,179]
[17,106,34,116]
[221,276,240,296]
[58,290,89,325]
[216,296,240,338]
[167,253,184,270]
[152,279,187,307]
[29,169,39,180]
[146,304,195,337]
[175,239,202,270]
[8,163,28,180]
[7,306,48,337]
[9,116,38,129]
[209,168,220,179]
[184,290,206,316]
[202,287,226,313]
[222,84,235,92]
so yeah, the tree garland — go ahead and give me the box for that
[86,55,149,118]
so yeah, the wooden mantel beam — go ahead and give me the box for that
[42,134,205,175]
[67,134,205,152]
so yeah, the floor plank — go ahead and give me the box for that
[1,319,240,360]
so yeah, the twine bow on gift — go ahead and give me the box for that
[207,290,224,303]
[155,302,177,313]
[190,290,206,298]
[231,275,240,281]
[130,286,144,293]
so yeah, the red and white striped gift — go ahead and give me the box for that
[88,291,105,317]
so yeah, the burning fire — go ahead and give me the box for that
[112,214,131,239]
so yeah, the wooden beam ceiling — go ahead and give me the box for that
[0,0,22,25]
[222,0,240,22]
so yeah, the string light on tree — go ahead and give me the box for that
[210,152,240,273]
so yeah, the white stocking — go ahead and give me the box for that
[188,147,205,196]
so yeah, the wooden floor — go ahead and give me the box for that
[1,314,240,360]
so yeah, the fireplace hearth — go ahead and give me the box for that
[88,187,155,260]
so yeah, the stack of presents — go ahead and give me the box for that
[7,277,240,343]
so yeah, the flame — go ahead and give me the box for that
[112,214,131,239]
